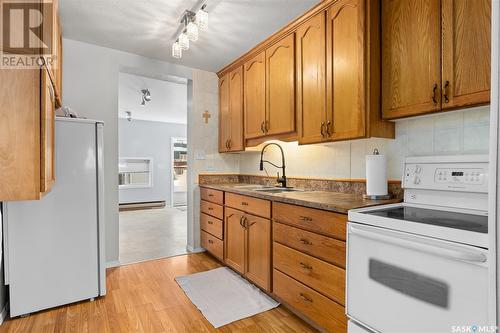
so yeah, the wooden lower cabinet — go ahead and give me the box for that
[224,206,272,291]
[201,231,223,261]
[200,190,225,261]
[273,269,347,333]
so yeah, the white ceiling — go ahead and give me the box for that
[59,0,320,72]
[118,72,187,124]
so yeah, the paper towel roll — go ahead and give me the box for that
[366,151,388,196]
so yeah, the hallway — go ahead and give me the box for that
[119,207,187,265]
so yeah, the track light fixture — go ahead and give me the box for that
[172,4,208,59]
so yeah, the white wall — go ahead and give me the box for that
[118,72,187,123]
[63,39,239,263]
[239,106,490,180]
[118,119,187,205]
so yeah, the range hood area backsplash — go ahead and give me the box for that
[237,106,490,181]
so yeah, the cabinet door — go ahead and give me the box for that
[218,74,231,152]
[266,34,296,136]
[244,52,266,139]
[327,0,365,141]
[381,0,442,119]
[245,214,271,291]
[40,68,55,194]
[224,208,246,274]
[297,11,327,145]
[228,67,244,151]
[441,0,491,109]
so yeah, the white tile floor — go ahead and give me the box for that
[119,206,188,265]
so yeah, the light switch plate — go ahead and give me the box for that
[194,150,206,160]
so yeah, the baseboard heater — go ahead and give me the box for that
[119,201,166,211]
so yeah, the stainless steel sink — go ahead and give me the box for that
[252,187,301,193]
[232,184,273,189]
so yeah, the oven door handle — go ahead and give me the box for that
[349,225,487,264]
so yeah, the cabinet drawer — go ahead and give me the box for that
[200,213,223,239]
[273,242,345,305]
[273,202,347,240]
[273,269,347,333]
[200,187,224,205]
[274,222,345,268]
[225,193,271,218]
[201,230,223,261]
[200,200,223,220]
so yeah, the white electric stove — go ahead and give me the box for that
[346,155,490,333]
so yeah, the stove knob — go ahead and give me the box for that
[413,176,421,185]
[415,165,422,174]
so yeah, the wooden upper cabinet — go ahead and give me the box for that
[327,0,365,140]
[266,34,296,136]
[244,52,266,139]
[296,11,327,145]
[381,0,442,119]
[441,0,491,109]
[218,74,231,152]
[229,67,244,151]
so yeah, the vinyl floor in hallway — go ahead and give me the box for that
[119,206,188,265]
[0,253,316,332]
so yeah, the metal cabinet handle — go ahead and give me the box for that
[208,207,213,211]
[241,202,249,206]
[299,262,312,270]
[432,83,438,105]
[208,239,214,244]
[326,121,331,137]
[443,80,450,104]
[265,121,269,133]
[261,121,265,134]
[320,122,325,138]
[299,216,312,222]
[227,139,232,150]
[299,238,312,245]
[299,293,313,302]
[208,220,213,225]
[208,194,214,197]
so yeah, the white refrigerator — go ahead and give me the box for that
[3,117,106,317]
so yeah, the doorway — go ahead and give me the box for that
[117,71,188,265]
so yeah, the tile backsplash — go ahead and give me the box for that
[237,106,490,180]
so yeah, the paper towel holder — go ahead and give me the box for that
[362,148,392,200]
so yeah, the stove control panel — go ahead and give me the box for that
[403,156,488,193]
[434,168,484,184]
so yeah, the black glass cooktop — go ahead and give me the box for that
[366,206,488,234]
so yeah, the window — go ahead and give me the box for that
[118,158,152,189]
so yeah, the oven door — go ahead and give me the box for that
[347,222,489,333]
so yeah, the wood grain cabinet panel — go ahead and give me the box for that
[200,213,223,239]
[266,34,296,136]
[225,192,271,219]
[441,0,491,109]
[296,11,327,145]
[273,269,347,333]
[245,213,271,291]
[273,222,346,268]
[244,52,267,139]
[327,0,366,140]
[200,200,223,220]
[40,68,56,193]
[274,243,345,305]
[201,231,224,261]
[200,188,224,205]
[224,208,246,274]
[381,0,442,119]
[228,67,244,151]
[218,74,231,152]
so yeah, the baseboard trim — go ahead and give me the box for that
[106,260,121,268]
[0,303,9,326]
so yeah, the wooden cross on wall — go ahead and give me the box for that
[202,111,211,124]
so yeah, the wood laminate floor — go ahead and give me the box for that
[119,207,188,265]
[0,253,316,333]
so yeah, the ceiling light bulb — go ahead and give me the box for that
[187,22,198,41]
[178,32,189,50]
[172,41,182,59]
[196,9,208,31]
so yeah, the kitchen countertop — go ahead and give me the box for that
[200,183,401,214]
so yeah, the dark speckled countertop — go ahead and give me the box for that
[200,183,401,214]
